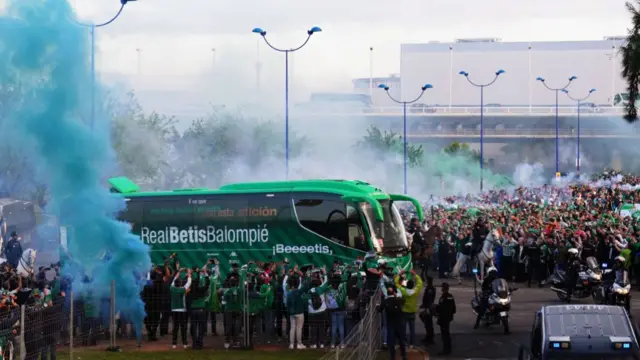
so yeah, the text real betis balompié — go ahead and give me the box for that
[139,225,269,245]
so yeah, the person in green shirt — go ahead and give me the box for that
[258,268,275,343]
[81,289,99,346]
[190,269,209,350]
[285,265,309,350]
[246,275,268,347]
[325,271,347,348]
[306,267,328,349]
[170,268,192,349]
[205,260,221,337]
[222,274,242,349]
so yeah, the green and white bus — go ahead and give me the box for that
[107,177,423,273]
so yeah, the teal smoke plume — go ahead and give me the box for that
[0,0,150,328]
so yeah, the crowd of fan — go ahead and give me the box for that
[406,170,640,285]
[5,169,640,357]
[140,255,429,351]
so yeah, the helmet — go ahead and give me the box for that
[487,266,497,276]
[568,248,579,256]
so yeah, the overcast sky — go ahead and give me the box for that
[70,0,631,94]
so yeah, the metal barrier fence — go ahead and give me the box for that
[0,282,384,359]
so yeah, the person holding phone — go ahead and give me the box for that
[170,268,192,349]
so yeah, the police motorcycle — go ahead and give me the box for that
[470,267,516,334]
[600,256,631,314]
[549,252,602,302]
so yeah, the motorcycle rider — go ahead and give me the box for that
[608,255,631,313]
[565,248,581,298]
[473,266,498,329]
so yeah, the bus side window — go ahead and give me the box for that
[346,205,368,251]
[294,199,348,245]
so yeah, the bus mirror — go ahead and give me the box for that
[341,194,384,221]
[389,194,425,222]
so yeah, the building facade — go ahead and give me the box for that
[352,74,401,107]
[400,38,626,107]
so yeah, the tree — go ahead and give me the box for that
[109,92,178,186]
[357,125,424,167]
[442,141,481,162]
[165,107,307,188]
[622,0,640,122]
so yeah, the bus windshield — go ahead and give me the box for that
[360,200,408,253]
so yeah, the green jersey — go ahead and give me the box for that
[170,276,192,311]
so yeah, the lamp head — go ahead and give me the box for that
[422,84,433,91]
[561,89,569,94]
[569,76,577,81]
[378,84,390,91]
[252,28,267,36]
[308,26,323,35]
[121,0,136,4]
[536,77,545,82]
[459,71,469,77]
[589,88,596,93]
[495,69,505,76]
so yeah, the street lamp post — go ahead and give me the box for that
[75,0,136,129]
[536,75,577,174]
[252,26,322,179]
[561,88,596,174]
[458,69,505,192]
[377,83,434,195]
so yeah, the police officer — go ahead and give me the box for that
[474,267,497,329]
[3,231,22,269]
[420,276,436,345]
[525,239,542,288]
[565,248,581,297]
[436,282,456,356]
[472,217,489,256]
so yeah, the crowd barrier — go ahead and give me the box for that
[2,282,383,360]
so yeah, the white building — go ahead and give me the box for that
[400,37,626,107]
[351,74,401,106]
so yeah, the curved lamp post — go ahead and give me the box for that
[536,75,577,174]
[561,88,595,174]
[377,83,433,194]
[458,69,505,192]
[252,26,322,179]
[75,0,136,129]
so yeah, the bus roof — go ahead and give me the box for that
[108,177,426,222]
[542,305,634,339]
[108,177,387,198]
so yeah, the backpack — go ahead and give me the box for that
[311,292,323,310]
[325,289,339,310]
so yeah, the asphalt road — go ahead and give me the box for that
[418,280,640,360]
